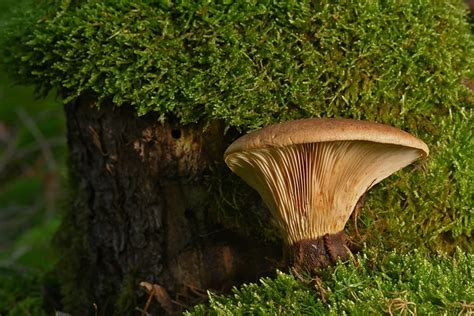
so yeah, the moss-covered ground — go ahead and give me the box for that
[0,0,473,314]
[188,250,473,315]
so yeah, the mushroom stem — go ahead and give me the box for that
[288,231,348,272]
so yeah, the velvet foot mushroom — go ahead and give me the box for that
[224,118,429,272]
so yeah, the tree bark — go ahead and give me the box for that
[55,96,281,315]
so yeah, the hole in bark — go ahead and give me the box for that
[184,208,194,220]
[171,128,181,139]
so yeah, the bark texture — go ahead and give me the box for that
[56,97,280,315]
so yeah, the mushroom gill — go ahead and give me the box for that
[225,140,421,246]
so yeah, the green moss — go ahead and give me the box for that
[349,108,474,252]
[2,0,472,128]
[188,249,474,315]
[7,297,47,316]
[52,170,98,314]
[0,268,46,316]
[115,272,140,314]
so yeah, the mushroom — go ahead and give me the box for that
[224,118,429,272]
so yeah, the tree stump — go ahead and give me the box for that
[55,96,281,315]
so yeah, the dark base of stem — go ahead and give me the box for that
[288,231,349,272]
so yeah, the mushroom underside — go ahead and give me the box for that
[225,140,422,270]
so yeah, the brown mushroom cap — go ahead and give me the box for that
[224,118,429,245]
[225,118,429,156]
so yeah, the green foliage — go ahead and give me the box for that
[0,268,47,316]
[188,249,474,315]
[9,219,60,269]
[0,215,60,315]
[7,297,47,316]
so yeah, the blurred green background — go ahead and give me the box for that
[0,59,65,260]
[0,1,66,313]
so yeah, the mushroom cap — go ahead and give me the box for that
[225,118,429,157]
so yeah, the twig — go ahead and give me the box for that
[16,108,60,216]
[93,303,98,316]
[386,297,417,316]
[16,107,57,171]
[186,284,208,299]
[135,307,151,316]
[13,136,65,161]
[140,289,154,316]
[457,301,474,316]
[0,131,18,174]
[140,282,175,314]
[313,276,326,304]
[291,266,309,284]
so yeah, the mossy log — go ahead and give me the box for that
[56,96,281,315]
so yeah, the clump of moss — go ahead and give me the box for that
[0,268,48,316]
[51,170,99,314]
[188,249,474,315]
[349,108,473,252]
[2,0,472,129]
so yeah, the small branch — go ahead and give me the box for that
[13,136,65,161]
[135,307,151,316]
[16,107,57,171]
[93,303,98,316]
[313,276,326,304]
[140,282,176,315]
[0,130,19,175]
[16,108,62,216]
